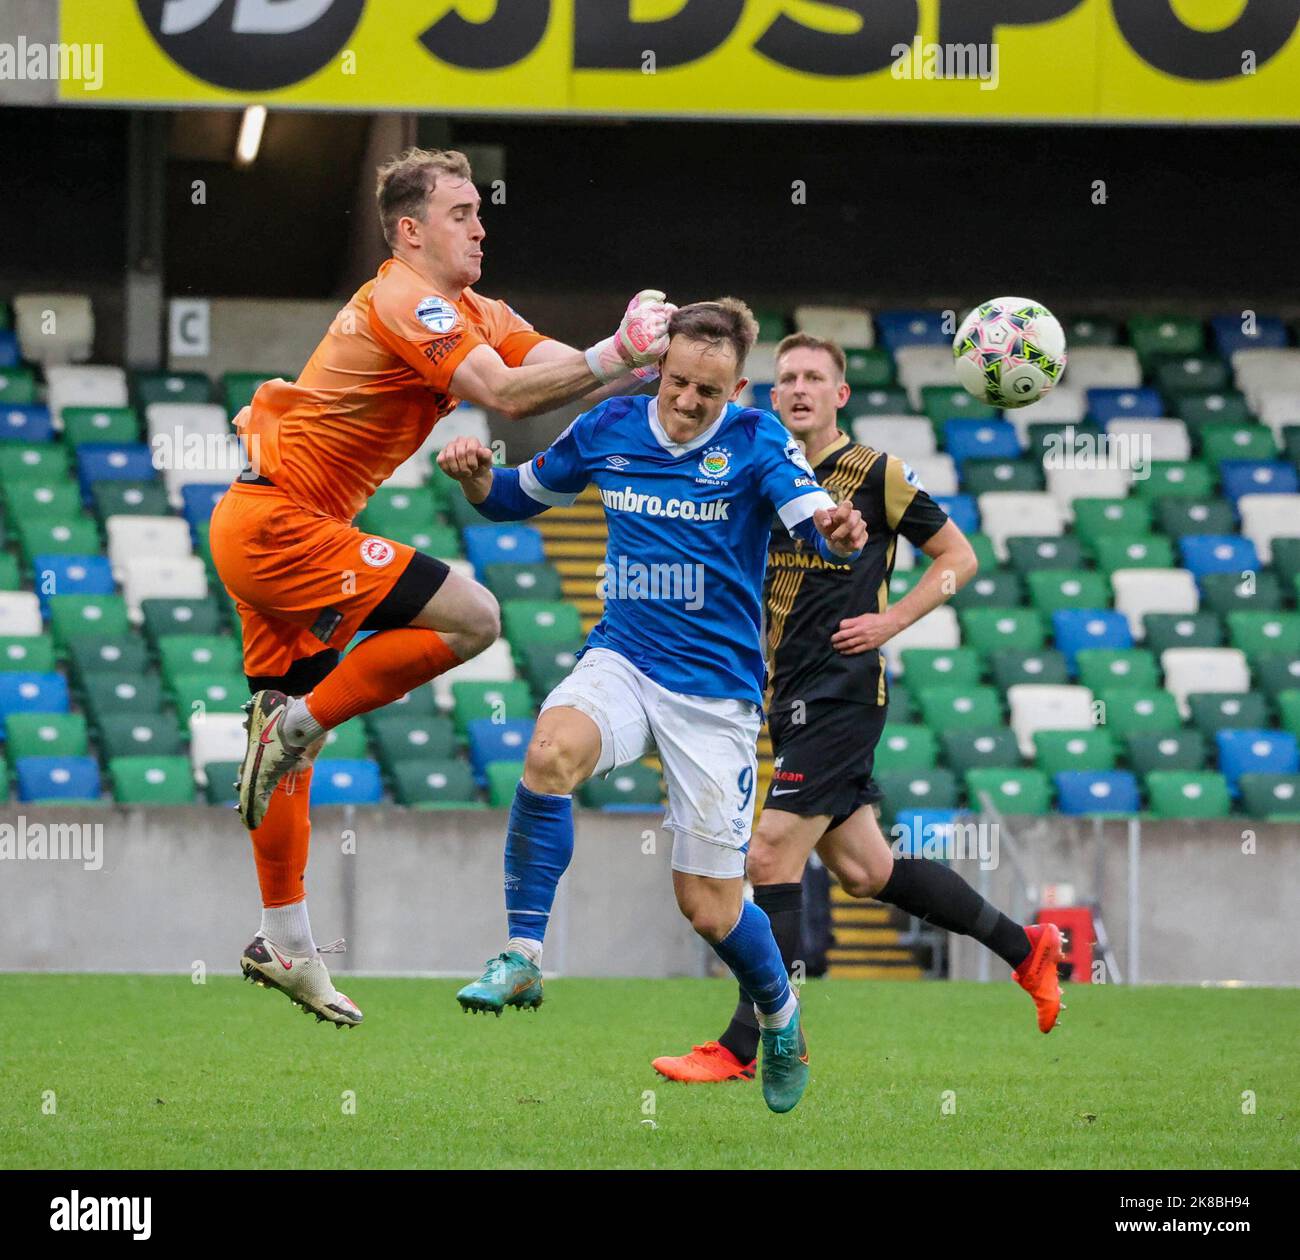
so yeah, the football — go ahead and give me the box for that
[953,296,1068,408]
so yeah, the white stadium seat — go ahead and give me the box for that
[385,449,432,488]
[1232,348,1300,411]
[882,606,959,673]
[745,342,781,382]
[106,516,192,579]
[145,402,230,445]
[1237,494,1300,564]
[189,713,250,778]
[162,433,243,506]
[1107,417,1191,463]
[1110,568,1199,639]
[850,416,935,459]
[12,293,95,365]
[432,638,516,710]
[977,491,1065,560]
[1005,387,1087,437]
[121,555,208,620]
[1256,390,1300,443]
[892,537,915,572]
[1160,648,1251,715]
[894,346,957,408]
[1006,683,1096,757]
[1045,465,1133,518]
[422,406,491,452]
[44,364,128,422]
[1062,346,1141,392]
[903,453,957,497]
[0,592,43,637]
[794,305,873,348]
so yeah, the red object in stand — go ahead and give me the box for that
[1035,907,1096,982]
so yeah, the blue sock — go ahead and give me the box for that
[504,782,574,946]
[711,902,792,1016]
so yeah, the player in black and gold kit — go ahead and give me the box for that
[653,333,1064,1084]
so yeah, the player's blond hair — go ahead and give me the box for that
[668,298,759,373]
[775,332,847,380]
[375,147,474,248]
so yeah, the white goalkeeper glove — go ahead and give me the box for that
[585,289,675,383]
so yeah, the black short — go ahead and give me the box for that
[764,701,886,826]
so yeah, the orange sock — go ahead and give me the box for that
[305,628,460,729]
[250,764,314,907]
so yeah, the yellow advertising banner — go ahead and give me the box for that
[55,0,1300,123]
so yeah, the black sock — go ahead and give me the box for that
[878,858,1030,969]
[717,883,803,1064]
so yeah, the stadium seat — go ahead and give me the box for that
[943,419,1020,469]
[1131,461,1217,500]
[311,759,384,806]
[1045,466,1135,519]
[1075,647,1160,693]
[1108,418,1191,463]
[21,520,104,568]
[882,605,959,663]
[1145,770,1231,818]
[483,562,563,604]
[939,728,1020,773]
[1005,535,1084,575]
[1093,534,1176,573]
[1212,314,1288,357]
[1171,388,1253,431]
[1066,316,1119,348]
[486,761,527,807]
[76,443,156,498]
[368,714,457,771]
[1110,568,1199,638]
[391,758,483,808]
[1260,393,1300,443]
[846,388,912,419]
[580,761,664,811]
[1160,647,1251,713]
[1198,572,1283,617]
[203,760,241,806]
[133,370,213,410]
[1006,683,1095,756]
[11,294,94,365]
[929,493,978,536]
[876,310,949,353]
[15,755,101,803]
[1063,346,1141,392]
[1199,422,1277,466]
[170,673,247,718]
[1033,728,1117,774]
[842,348,894,389]
[1219,460,1298,505]
[1227,610,1300,662]
[2,477,83,527]
[92,479,171,522]
[851,416,934,458]
[64,636,150,692]
[1006,388,1087,434]
[121,555,208,618]
[1054,770,1139,815]
[450,679,534,734]
[520,641,582,701]
[1178,534,1258,578]
[1255,655,1300,700]
[178,483,227,531]
[462,524,545,578]
[959,459,1044,496]
[45,365,129,420]
[1233,348,1300,412]
[0,671,69,738]
[875,769,960,824]
[157,634,243,686]
[106,516,192,577]
[903,454,958,497]
[223,371,284,419]
[917,685,1001,732]
[0,634,56,673]
[898,647,982,691]
[1154,354,1231,396]
[1143,611,1223,653]
[1125,731,1208,776]
[317,720,369,761]
[1026,570,1110,615]
[1187,692,1270,735]
[109,755,196,804]
[421,405,490,452]
[794,305,873,347]
[161,435,242,506]
[988,648,1070,689]
[187,712,248,775]
[140,597,226,643]
[1237,773,1300,821]
[976,493,1064,560]
[1237,494,1300,563]
[872,724,938,773]
[899,350,965,409]
[0,404,55,444]
[948,571,1023,611]
[1126,315,1204,367]
[1087,387,1163,424]
[1215,729,1299,794]
[1155,498,1237,540]
[1071,498,1152,545]
[1052,609,1133,669]
[357,486,439,538]
[960,607,1046,655]
[4,712,89,761]
[144,401,229,447]
[964,767,1052,815]
[467,717,534,785]
[1272,540,1300,590]
[1279,690,1300,740]
[98,713,187,760]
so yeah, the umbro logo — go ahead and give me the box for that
[606,455,630,469]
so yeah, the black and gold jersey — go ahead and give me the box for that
[765,434,949,712]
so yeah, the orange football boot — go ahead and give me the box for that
[652,1041,756,1083]
[1013,922,1064,1033]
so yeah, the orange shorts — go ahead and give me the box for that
[210,482,423,680]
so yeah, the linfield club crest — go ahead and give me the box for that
[698,446,732,479]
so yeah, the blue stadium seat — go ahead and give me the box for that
[891,809,963,858]
[1218,460,1299,504]
[0,404,54,443]
[1210,315,1287,356]
[875,310,949,351]
[943,419,1020,469]
[1178,534,1258,579]
[33,554,115,615]
[0,330,18,369]
[933,493,979,536]
[0,672,70,737]
[467,717,534,785]
[15,755,101,803]
[748,383,774,412]
[1052,609,1133,670]
[76,444,156,498]
[462,525,545,580]
[1054,770,1140,815]
[180,483,227,531]
[1214,729,1299,795]
[1088,388,1163,425]
[310,759,384,805]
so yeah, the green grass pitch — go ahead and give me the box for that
[2,975,1295,1169]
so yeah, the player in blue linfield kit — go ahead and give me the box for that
[437,299,866,1113]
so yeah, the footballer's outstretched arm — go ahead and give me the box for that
[522,337,654,405]
[436,432,589,523]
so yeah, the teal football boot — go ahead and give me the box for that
[760,1003,809,1114]
[456,950,544,1016]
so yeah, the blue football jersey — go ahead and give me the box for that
[512,394,836,706]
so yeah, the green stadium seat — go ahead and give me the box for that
[372,684,439,718]
[223,371,286,419]
[1199,422,1276,465]
[1126,315,1203,367]
[203,760,241,805]
[1124,730,1208,776]
[61,406,139,447]
[1227,611,1300,662]
[0,553,18,590]
[1153,355,1231,396]
[1026,569,1111,614]
[1282,426,1300,469]
[3,479,82,524]
[141,597,227,644]
[939,728,1020,773]
[82,673,165,731]
[501,601,583,658]
[170,673,248,716]
[899,647,982,691]
[886,681,915,723]
[889,570,921,601]
[1025,421,1100,463]
[988,648,1070,690]
[1143,611,1224,653]
[1276,690,1300,740]
[64,636,150,689]
[132,370,213,409]
[1271,539,1300,590]
[157,636,243,693]
[317,719,369,760]
[1255,656,1300,701]
[17,516,102,563]
[445,494,485,531]
[1033,728,1118,775]
[959,607,1047,654]
[872,724,938,773]
[917,685,1002,731]
[1073,499,1153,545]
[1155,498,1238,540]
[847,387,911,418]
[875,768,960,823]
[5,712,89,762]
[487,760,526,807]
[753,310,788,342]
[1237,773,1300,821]
[1065,316,1119,347]
[0,442,70,485]
[356,487,439,538]
[964,767,1052,815]
[1091,535,1176,573]
[960,459,1045,496]
[1006,535,1086,575]
[1145,770,1231,818]
[579,761,663,810]
[1186,691,1270,735]
[1098,688,1182,736]
[368,713,457,771]
[963,533,1000,573]
[520,640,582,701]
[1075,648,1160,693]
[108,755,196,805]
[843,347,894,389]
[0,633,56,673]
[97,713,186,759]
[0,366,37,405]
[922,385,998,431]
[1131,461,1216,500]
[48,595,131,648]
[92,480,172,522]
[451,679,534,734]
[0,756,8,799]
[391,757,483,808]
[1169,390,1252,431]
[948,571,1024,611]
[1198,572,1284,616]
[484,562,563,604]
[390,523,462,557]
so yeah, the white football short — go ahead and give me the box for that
[540,647,761,878]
